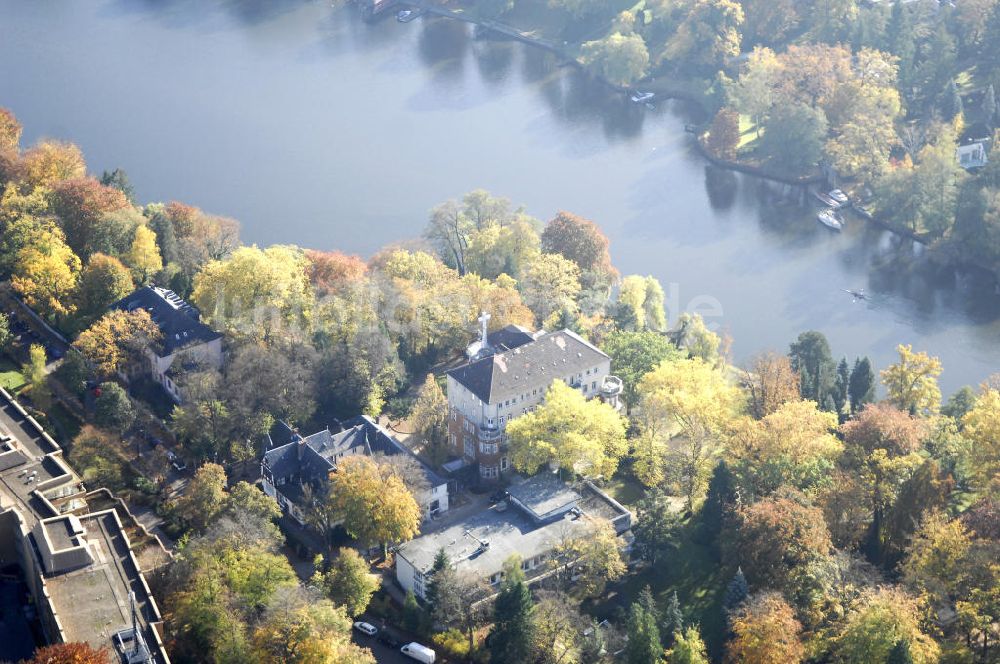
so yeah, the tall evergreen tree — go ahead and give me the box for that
[789,331,836,405]
[663,590,684,647]
[887,639,914,664]
[423,548,450,614]
[698,460,737,551]
[984,84,998,127]
[834,357,850,416]
[722,567,749,628]
[486,560,535,664]
[887,1,915,93]
[625,597,664,664]
[100,167,135,204]
[848,357,876,413]
[945,80,964,120]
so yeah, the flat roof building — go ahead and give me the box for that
[0,387,170,663]
[395,472,631,600]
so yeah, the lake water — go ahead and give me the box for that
[1,0,998,394]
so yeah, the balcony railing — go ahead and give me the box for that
[479,424,502,442]
[600,375,623,397]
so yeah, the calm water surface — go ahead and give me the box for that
[1,0,998,393]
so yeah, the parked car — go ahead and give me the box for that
[353,621,377,636]
[400,642,436,663]
[377,632,400,648]
[166,450,187,471]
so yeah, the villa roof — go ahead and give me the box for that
[447,329,609,404]
[261,416,446,490]
[111,286,221,355]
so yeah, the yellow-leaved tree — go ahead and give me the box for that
[727,399,842,495]
[961,385,1000,486]
[191,244,313,341]
[11,229,81,322]
[881,344,942,416]
[73,309,161,378]
[506,380,627,478]
[327,455,421,553]
[125,224,162,285]
[635,357,742,510]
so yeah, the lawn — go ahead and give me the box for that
[604,472,646,507]
[588,522,730,661]
[0,357,25,393]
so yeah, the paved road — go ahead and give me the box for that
[352,631,414,664]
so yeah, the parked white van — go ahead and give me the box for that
[400,642,436,663]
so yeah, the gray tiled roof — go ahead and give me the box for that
[261,416,446,490]
[111,286,221,355]
[447,329,609,404]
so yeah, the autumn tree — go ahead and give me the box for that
[76,253,134,322]
[11,230,81,322]
[615,275,667,332]
[22,343,51,410]
[540,211,617,290]
[125,224,163,285]
[726,592,804,664]
[191,245,313,341]
[304,249,367,295]
[74,309,160,378]
[706,108,741,161]
[49,177,131,259]
[69,426,126,491]
[21,643,110,664]
[175,462,229,533]
[552,520,626,599]
[724,487,832,592]
[410,373,449,464]
[600,330,682,411]
[669,313,721,364]
[962,384,1000,484]
[668,625,709,664]
[328,455,421,551]
[744,352,800,419]
[881,344,942,416]
[727,400,842,496]
[840,403,927,562]
[312,547,380,617]
[667,0,745,71]
[580,33,650,86]
[222,341,318,431]
[15,140,86,190]
[506,380,627,478]
[0,107,21,152]
[251,587,375,664]
[634,357,742,508]
[0,313,11,352]
[832,587,940,664]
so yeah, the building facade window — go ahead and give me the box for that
[464,437,475,458]
[480,465,499,479]
[480,442,498,455]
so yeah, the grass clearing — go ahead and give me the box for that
[588,521,730,660]
[0,357,25,393]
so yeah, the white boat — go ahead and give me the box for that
[630,91,655,103]
[828,189,849,204]
[817,210,843,231]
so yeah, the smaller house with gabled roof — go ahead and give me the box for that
[110,286,223,402]
[260,415,449,526]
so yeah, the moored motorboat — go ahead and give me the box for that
[817,210,843,230]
